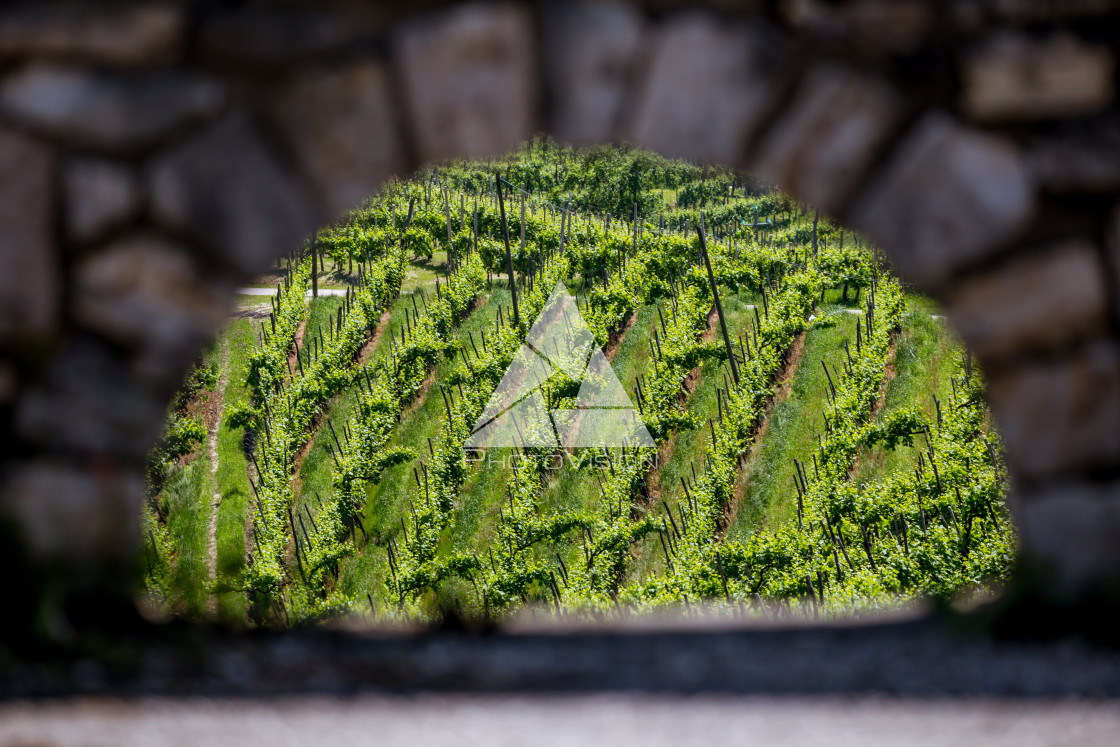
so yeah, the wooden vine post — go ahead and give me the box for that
[519,183,527,258]
[442,186,454,271]
[473,197,479,258]
[632,201,638,255]
[311,236,318,298]
[496,176,521,328]
[811,208,820,260]
[697,214,740,386]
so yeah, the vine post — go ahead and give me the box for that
[697,214,739,386]
[496,175,521,328]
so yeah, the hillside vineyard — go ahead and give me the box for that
[143,142,1014,626]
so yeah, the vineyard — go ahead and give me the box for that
[142,140,1015,626]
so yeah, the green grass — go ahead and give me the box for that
[324,252,451,292]
[445,284,601,606]
[410,288,513,548]
[537,303,660,523]
[291,294,387,553]
[402,250,448,294]
[655,289,760,508]
[292,292,403,531]
[294,275,476,515]
[247,251,450,295]
[249,257,375,291]
[728,293,864,539]
[303,296,345,357]
[213,319,258,622]
[453,280,645,566]
[333,286,511,605]
[163,454,213,616]
[629,289,758,582]
[233,294,271,313]
[158,339,222,616]
[852,294,956,487]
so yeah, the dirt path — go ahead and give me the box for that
[290,307,393,503]
[626,305,726,583]
[848,334,901,480]
[720,328,808,536]
[602,310,638,360]
[391,294,489,424]
[868,337,900,422]
[556,309,637,456]
[360,308,393,366]
[287,317,308,383]
[234,304,271,320]
[206,340,229,614]
[645,306,718,505]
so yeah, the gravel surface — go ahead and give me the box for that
[1,695,1118,747]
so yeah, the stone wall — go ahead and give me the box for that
[0,0,1118,638]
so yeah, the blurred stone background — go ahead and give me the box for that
[0,0,1119,730]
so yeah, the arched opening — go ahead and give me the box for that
[0,0,1117,694]
[142,138,1015,629]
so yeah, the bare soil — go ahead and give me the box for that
[720,329,808,536]
[645,306,717,507]
[848,334,900,480]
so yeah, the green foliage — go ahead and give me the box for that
[243,249,408,615]
[860,407,926,451]
[160,415,206,465]
[147,356,214,497]
[141,509,174,605]
[145,140,1013,627]
[245,260,312,404]
[818,245,873,295]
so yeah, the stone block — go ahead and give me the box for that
[394,4,534,162]
[198,6,374,67]
[0,65,224,153]
[946,240,1108,363]
[0,4,182,66]
[0,125,56,340]
[626,14,780,164]
[987,341,1120,482]
[848,113,1033,291]
[271,61,407,218]
[63,157,140,244]
[1108,203,1120,325]
[962,33,1114,122]
[16,336,169,459]
[0,362,15,404]
[0,458,144,566]
[1028,129,1120,193]
[1018,480,1120,598]
[781,0,931,54]
[73,234,228,353]
[150,112,317,276]
[541,1,644,146]
[750,65,900,214]
[990,0,1118,23]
